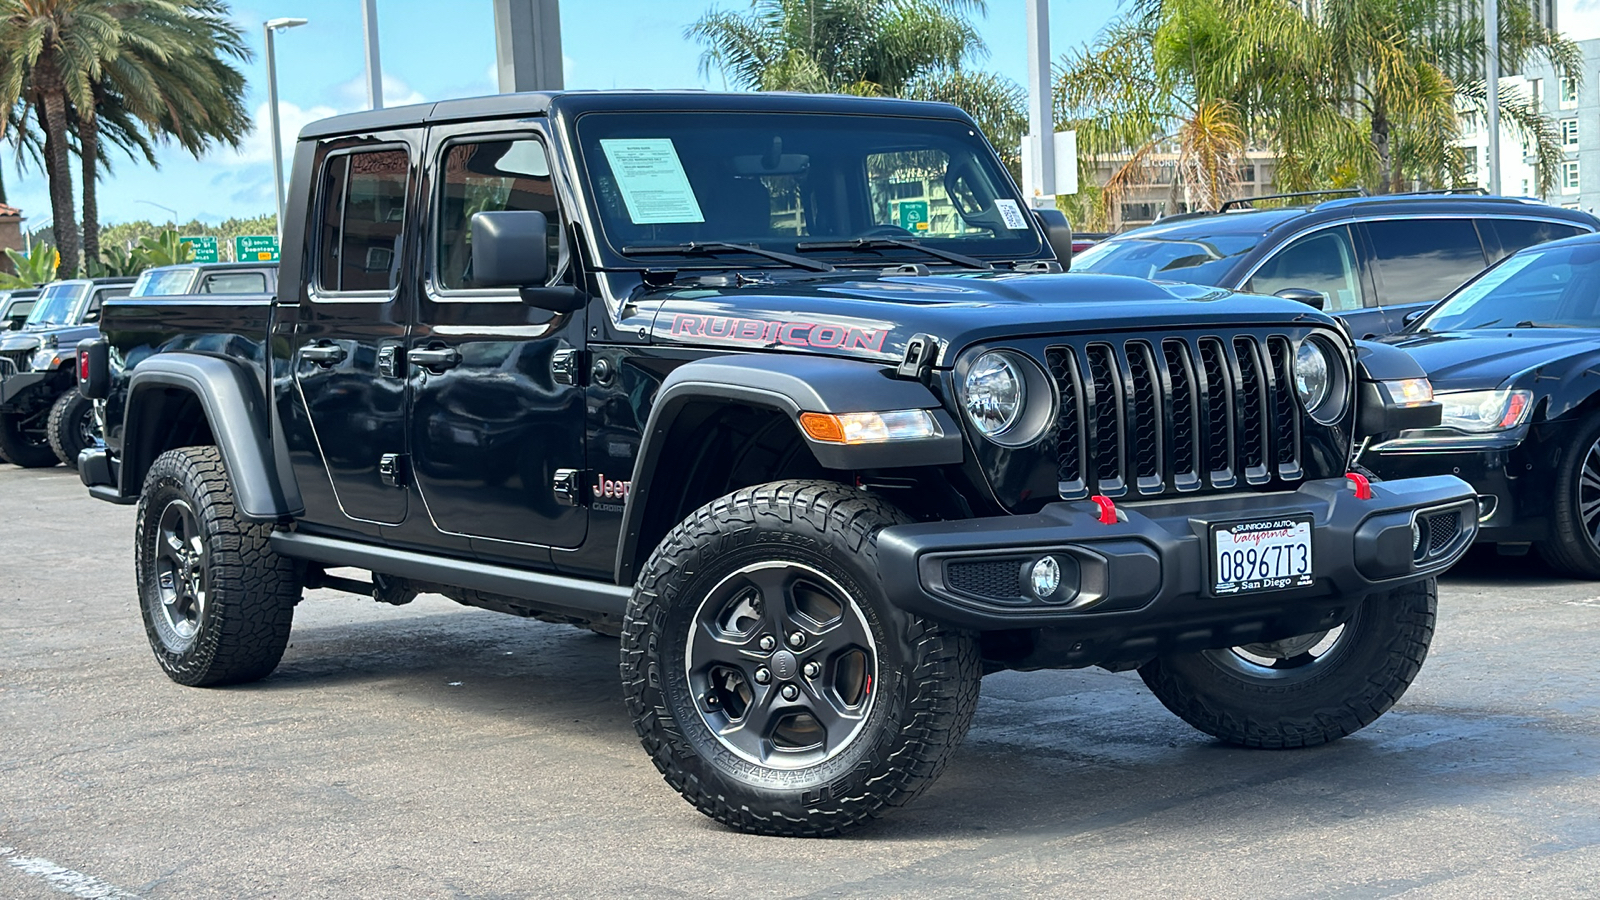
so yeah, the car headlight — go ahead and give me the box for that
[962,350,1053,447]
[1437,389,1533,433]
[1293,337,1346,423]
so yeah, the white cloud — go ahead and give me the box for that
[225,99,340,166]
[332,72,428,110]
[1560,0,1600,39]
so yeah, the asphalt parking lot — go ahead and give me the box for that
[3,463,1598,899]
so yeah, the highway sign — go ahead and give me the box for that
[234,235,280,262]
[180,236,219,263]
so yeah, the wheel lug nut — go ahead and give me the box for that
[788,631,805,648]
[758,635,776,651]
[780,684,799,701]
[803,661,821,679]
[754,667,771,684]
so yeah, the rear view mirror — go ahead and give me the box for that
[471,210,550,289]
[1274,287,1326,310]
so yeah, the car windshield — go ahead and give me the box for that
[1419,241,1600,331]
[25,282,88,327]
[132,267,198,297]
[1071,233,1263,285]
[573,111,1045,265]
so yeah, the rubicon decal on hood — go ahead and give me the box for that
[670,314,887,353]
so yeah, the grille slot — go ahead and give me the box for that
[1046,334,1307,500]
[945,559,1024,602]
[1428,512,1461,553]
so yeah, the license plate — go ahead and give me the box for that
[1211,515,1315,595]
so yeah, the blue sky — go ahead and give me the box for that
[4,0,1122,229]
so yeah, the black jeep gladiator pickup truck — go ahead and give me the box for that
[81,90,1477,836]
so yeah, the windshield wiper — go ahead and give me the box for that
[620,241,834,273]
[1512,320,1573,328]
[793,238,993,271]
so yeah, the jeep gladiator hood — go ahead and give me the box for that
[641,272,1337,364]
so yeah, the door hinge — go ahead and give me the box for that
[552,468,581,506]
[379,453,408,488]
[552,348,584,385]
[377,345,401,378]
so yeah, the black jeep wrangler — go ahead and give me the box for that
[81,91,1476,836]
[0,276,132,467]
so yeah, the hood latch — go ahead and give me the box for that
[897,333,941,383]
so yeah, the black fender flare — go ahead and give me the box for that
[121,353,302,520]
[613,354,963,585]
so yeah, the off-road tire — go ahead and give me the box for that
[47,390,95,469]
[136,446,302,686]
[1138,579,1436,749]
[1537,414,1600,577]
[0,408,60,468]
[622,480,981,837]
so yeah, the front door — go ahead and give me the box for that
[284,136,417,527]
[407,124,588,552]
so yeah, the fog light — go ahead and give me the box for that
[1030,557,1061,599]
[1411,521,1423,552]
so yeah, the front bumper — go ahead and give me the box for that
[0,370,48,409]
[877,475,1476,660]
[1369,440,1536,542]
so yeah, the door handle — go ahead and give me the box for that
[300,342,347,366]
[409,346,461,373]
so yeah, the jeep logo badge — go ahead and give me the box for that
[770,650,798,681]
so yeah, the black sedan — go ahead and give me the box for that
[1371,232,1600,575]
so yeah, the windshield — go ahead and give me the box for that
[1419,242,1600,331]
[1072,233,1263,285]
[25,282,88,327]
[132,267,199,297]
[573,111,1045,265]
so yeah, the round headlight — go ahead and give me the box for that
[964,351,1025,437]
[1294,339,1333,414]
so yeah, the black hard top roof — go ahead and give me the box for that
[299,89,973,139]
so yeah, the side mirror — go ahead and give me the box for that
[1031,208,1074,270]
[1273,287,1326,310]
[471,210,550,289]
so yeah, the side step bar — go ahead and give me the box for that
[269,531,632,618]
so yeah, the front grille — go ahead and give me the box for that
[1428,511,1461,554]
[0,348,30,376]
[1044,334,1308,500]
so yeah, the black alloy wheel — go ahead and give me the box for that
[1540,415,1600,578]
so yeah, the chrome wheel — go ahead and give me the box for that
[153,498,208,646]
[685,561,877,769]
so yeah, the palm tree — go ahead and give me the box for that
[688,0,1028,176]
[0,0,251,273]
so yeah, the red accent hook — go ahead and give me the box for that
[1346,472,1373,500]
[1090,494,1118,524]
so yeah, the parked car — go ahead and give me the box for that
[0,277,134,467]
[131,261,278,297]
[1370,232,1600,576]
[0,287,41,331]
[1071,191,1600,337]
[79,90,1473,837]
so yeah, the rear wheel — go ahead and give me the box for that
[0,407,59,468]
[1538,414,1600,578]
[47,390,96,469]
[1138,580,1435,748]
[136,446,302,686]
[622,480,980,837]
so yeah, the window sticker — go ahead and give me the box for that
[994,199,1029,230]
[599,138,705,225]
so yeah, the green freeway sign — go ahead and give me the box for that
[897,199,929,233]
[180,236,219,263]
[234,234,280,262]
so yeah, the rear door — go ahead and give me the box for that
[280,133,418,531]
[1360,218,1490,332]
[1481,217,1591,264]
[406,120,587,560]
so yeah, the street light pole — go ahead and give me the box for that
[135,200,177,230]
[265,17,309,235]
[1486,0,1501,195]
[1025,0,1055,208]
[361,0,383,110]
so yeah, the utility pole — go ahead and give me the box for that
[1486,0,1501,195]
[1025,0,1055,207]
[493,0,564,92]
[264,17,309,233]
[362,0,384,110]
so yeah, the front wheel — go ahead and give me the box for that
[1538,414,1600,577]
[0,407,60,468]
[1138,580,1436,748]
[136,446,303,686]
[622,481,980,837]
[47,390,96,469]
